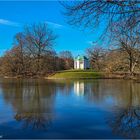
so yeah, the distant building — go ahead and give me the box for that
[74,55,90,69]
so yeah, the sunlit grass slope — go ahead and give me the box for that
[48,70,103,79]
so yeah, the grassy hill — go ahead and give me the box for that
[47,70,103,79]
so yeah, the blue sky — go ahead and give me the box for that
[0,1,103,56]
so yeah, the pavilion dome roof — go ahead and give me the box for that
[75,55,88,61]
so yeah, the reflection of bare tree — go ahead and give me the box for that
[109,82,140,139]
[13,82,54,130]
[76,79,140,138]
[110,107,140,139]
[83,80,118,103]
[82,80,140,105]
[0,79,57,130]
[0,79,73,130]
[15,112,52,130]
[56,80,73,96]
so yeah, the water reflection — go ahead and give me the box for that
[0,79,74,131]
[110,106,140,139]
[73,80,140,138]
[0,79,140,138]
[108,82,140,138]
[74,81,85,96]
[0,79,57,130]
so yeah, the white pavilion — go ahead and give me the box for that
[74,55,90,69]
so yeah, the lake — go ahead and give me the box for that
[0,79,140,139]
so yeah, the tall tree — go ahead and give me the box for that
[25,23,57,74]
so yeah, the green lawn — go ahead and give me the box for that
[48,70,103,79]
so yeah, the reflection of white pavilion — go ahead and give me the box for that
[74,81,85,96]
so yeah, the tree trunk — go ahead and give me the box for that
[129,56,134,75]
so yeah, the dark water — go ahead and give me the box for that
[0,79,140,139]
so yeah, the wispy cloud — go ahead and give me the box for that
[46,21,64,29]
[0,19,20,27]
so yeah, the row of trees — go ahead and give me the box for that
[87,25,140,73]
[0,23,73,77]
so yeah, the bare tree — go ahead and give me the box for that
[104,50,128,73]
[1,46,24,76]
[59,51,74,70]
[62,1,140,34]
[1,23,57,77]
[86,46,105,71]
[25,23,57,74]
[116,26,140,74]
[13,33,26,75]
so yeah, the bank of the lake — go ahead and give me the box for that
[47,70,127,79]
[2,70,140,80]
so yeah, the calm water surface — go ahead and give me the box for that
[0,79,140,139]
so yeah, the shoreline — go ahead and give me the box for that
[0,72,140,82]
[46,71,139,80]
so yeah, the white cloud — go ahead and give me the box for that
[0,19,63,29]
[0,19,20,27]
[46,21,64,29]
